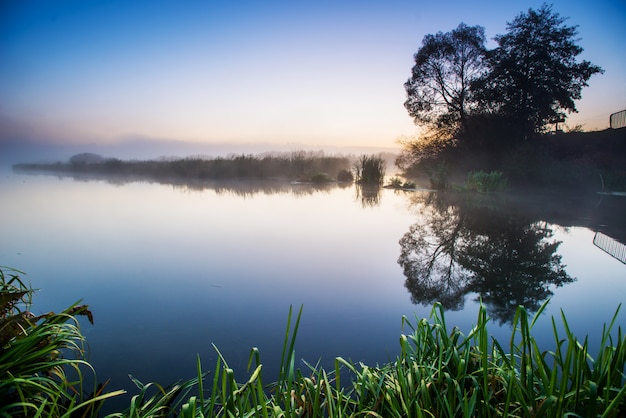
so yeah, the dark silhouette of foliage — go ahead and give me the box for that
[401,4,603,166]
[404,23,487,136]
[355,185,382,208]
[353,155,385,186]
[14,151,354,184]
[336,169,354,183]
[69,152,105,165]
[475,3,603,141]
[398,193,574,324]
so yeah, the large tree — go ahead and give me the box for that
[404,23,487,136]
[476,4,603,140]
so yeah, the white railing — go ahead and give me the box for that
[593,232,626,264]
[609,109,626,129]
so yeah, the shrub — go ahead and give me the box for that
[336,169,354,183]
[309,173,332,184]
[464,170,508,192]
[387,177,404,188]
[354,155,385,186]
[387,177,417,189]
[428,161,449,189]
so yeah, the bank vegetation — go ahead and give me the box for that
[13,151,357,185]
[2,266,625,417]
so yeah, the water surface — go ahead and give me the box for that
[1,169,624,410]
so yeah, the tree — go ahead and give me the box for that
[69,152,104,165]
[404,23,487,136]
[397,193,573,324]
[476,4,603,140]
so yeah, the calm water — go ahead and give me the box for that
[1,168,625,410]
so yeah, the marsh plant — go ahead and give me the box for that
[108,303,626,417]
[354,155,385,186]
[0,266,123,417]
[428,161,449,190]
[462,170,508,193]
[2,266,625,417]
[387,177,417,190]
[14,151,353,184]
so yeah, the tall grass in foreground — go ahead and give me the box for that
[119,303,625,417]
[2,265,625,416]
[0,266,123,417]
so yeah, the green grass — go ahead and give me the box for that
[0,266,123,417]
[2,266,625,417]
[460,170,508,193]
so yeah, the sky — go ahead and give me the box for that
[1,0,625,158]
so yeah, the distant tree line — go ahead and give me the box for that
[14,151,358,184]
[400,4,603,170]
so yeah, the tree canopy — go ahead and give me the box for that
[404,23,487,136]
[403,4,602,155]
[476,4,603,140]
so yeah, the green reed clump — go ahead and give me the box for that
[2,265,624,417]
[115,303,625,417]
[338,302,625,417]
[0,266,123,417]
[463,170,508,193]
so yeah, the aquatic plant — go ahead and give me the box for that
[387,177,417,189]
[108,303,625,417]
[0,266,123,417]
[463,170,508,193]
[2,265,624,417]
[354,155,385,186]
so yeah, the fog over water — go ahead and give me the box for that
[1,169,624,412]
[0,137,401,167]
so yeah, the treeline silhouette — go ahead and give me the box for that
[13,151,354,183]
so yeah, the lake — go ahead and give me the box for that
[1,168,625,411]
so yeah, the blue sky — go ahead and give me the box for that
[1,0,624,152]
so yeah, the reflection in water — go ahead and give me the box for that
[398,192,575,324]
[13,170,354,198]
[593,232,626,264]
[355,185,382,208]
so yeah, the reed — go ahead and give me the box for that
[113,303,625,417]
[2,265,624,417]
[354,155,385,186]
[462,170,508,193]
[0,266,123,417]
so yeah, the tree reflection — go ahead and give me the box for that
[398,193,574,324]
[355,185,382,208]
